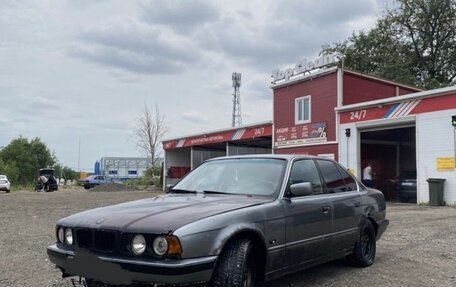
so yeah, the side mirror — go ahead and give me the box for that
[290,182,313,197]
[166,184,175,193]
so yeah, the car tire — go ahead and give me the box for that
[212,239,258,287]
[6,189,10,193]
[346,220,376,267]
[84,186,90,190]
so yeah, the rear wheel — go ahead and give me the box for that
[346,220,376,267]
[212,239,258,287]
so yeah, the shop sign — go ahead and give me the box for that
[271,54,338,85]
[436,157,455,171]
[275,122,327,147]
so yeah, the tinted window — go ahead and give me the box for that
[316,160,347,193]
[289,160,323,196]
[336,165,357,191]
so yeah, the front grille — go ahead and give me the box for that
[76,229,92,248]
[75,229,117,253]
[94,230,116,251]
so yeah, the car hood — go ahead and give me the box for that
[58,193,273,234]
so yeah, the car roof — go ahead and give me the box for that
[205,154,325,162]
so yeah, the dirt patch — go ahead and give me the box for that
[0,192,455,286]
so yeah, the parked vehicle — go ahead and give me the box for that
[79,175,111,189]
[0,175,11,193]
[47,155,389,286]
[35,168,58,192]
[396,171,417,203]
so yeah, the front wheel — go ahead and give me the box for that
[347,220,376,267]
[211,239,258,287]
[6,189,10,193]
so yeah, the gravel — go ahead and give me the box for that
[0,189,455,287]
[91,183,138,192]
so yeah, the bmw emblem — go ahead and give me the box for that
[95,218,107,224]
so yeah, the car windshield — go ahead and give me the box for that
[0,175,6,180]
[173,158,287,197]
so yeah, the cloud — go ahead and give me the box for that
[139,0,220,31]
[191,0,378,70]
[70,21,202,75]
[181,111,210,125]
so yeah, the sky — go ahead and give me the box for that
[0,0,386,171]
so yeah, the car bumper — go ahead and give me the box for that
[47,244,216,285]
[376,219,389,240]
[0,184,10,190]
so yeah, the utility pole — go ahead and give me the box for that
[232,72,242,127]
[78,140,81,173]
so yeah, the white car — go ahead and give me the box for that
[0,175,11,193]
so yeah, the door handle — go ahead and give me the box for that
[354,201,361,207]
[321,206,331,213]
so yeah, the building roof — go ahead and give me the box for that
[162,121,273,143]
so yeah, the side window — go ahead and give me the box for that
[336,165,358,191]
[316,160,347,193]
[289,160,323,196]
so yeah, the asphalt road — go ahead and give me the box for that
[0,188,455,287]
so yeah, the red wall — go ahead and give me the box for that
[343,72,419,105]
[273,72,338,142]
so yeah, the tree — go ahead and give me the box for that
[0,137,56,185]
[135,103,168,169]
[321,0,456,89]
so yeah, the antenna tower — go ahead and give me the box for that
[231,72,242,127]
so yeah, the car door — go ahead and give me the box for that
[283,159,333,270]
[315,160,363,253]
[95,176,103,184]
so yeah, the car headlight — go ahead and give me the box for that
[131,234,146,255]
[57,227,65,243]
[65,228,73,245]
[153,236,168,256]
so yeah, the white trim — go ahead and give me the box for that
[335,85,456,112]
[270,66,338,89]
[274,140,338,150]
[355,115,416,131]
[336,68,343,148]
[337,68,343,107]
[295,95,311,125]
[272,90,276,154]
[162,120,273,142]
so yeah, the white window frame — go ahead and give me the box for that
[295,95,311,125]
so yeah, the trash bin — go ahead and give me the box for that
[426,178,446,206]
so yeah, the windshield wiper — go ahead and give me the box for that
[168,189,197,194]
[202,190,232,195]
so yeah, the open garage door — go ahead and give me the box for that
[360,126,416,203]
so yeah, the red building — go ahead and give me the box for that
[163,55,456,204]
[271,64,420,160]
